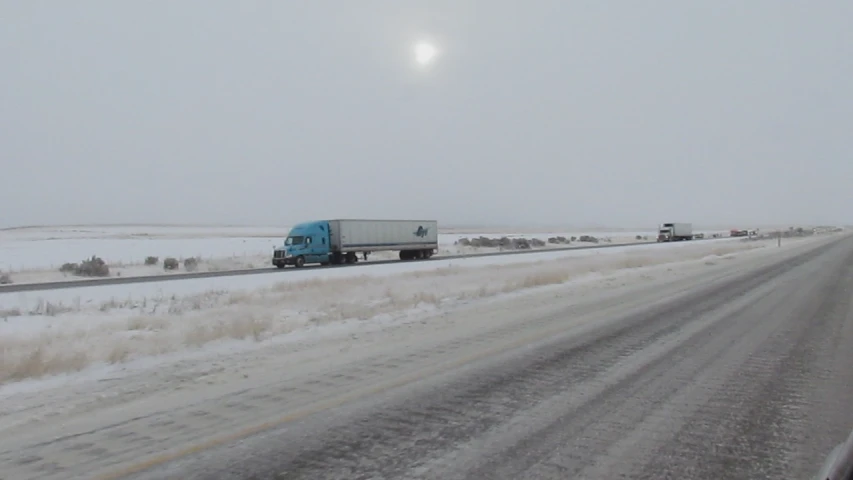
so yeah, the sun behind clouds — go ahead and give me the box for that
[413,42,438,67]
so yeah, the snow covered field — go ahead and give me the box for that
[0,234,817,388]
[0,226,290,274]
[0,224,730,284]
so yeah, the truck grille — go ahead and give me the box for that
[273,250,286,259]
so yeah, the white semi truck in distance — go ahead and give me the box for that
[657,223,693,242]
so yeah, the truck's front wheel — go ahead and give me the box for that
[294,256,305,268]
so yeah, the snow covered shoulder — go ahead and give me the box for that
[0,236,810,387]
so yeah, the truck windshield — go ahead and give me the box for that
[285,236,305,246]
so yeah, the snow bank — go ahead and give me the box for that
[0,239,773,385]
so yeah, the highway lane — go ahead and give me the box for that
[0,237,729,293]
[108,234,853,480]
[1,234,849,479]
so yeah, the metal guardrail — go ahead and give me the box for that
[0,236,746,293]
[816,428,853,480]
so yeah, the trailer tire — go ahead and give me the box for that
[346,252,358,264]
[294,256,305,268]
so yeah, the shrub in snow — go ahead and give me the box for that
[59,263,78,273]
[163,257,179,270]
[461,236,560,250]
[73,256,110,277]
[0,272,11,284]
[144,256,159,266]
[636,235,642,240]
[468,237,495,248]
[183,257,200,272]
[578,235,599,244]
[460,236,571,250]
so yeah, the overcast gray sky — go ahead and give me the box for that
[1,1,851,229]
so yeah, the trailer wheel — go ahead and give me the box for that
[346,252,358,264]
[294,256,305,268]
[399,250,410,261]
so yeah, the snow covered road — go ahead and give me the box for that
[0,232,849,479]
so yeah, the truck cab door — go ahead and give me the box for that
[304,236,316,263]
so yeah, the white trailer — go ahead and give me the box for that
[657,222,693,242]
[329,219,439,260]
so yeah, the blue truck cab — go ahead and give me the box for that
[272,220,332,268]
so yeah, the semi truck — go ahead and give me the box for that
[657,222,693,242]
[272,219,439,268]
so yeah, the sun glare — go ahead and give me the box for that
[414,42,438,66]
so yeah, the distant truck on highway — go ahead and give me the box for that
[272,219,439,268]
[730,229,758,238]
[657,223,693,242]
